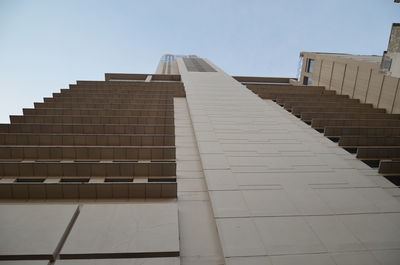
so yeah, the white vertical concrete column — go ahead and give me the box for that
[174,98,224,265]
[177,57,400,265]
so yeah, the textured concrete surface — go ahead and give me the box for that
[0,260,49,265]
[60,204,179,259]
[177,56,400,264]
[0,204,78,260]
[174,98,224,265]
[56,257,180,265]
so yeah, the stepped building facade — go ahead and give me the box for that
[0,54,400,265]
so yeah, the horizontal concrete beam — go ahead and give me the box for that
[357,147,400,159]
[0,182,177,199]
[10,115,174,125]
[43,97,173,104]
[379,160,400,175]
[325,127,400,137]
[284,101,372,110]
[339,136,400,147]
[233,76,291,83]
[0,146,176,160]
[301,112,400,122]
[0,161,176,177]
[23,108,174,117]
[292,106,385,116]
[0,133,175,146]
[312,119,400,129]
[0,124,174,134]
[275,94,351,103]
[34,102,174,110]
[54,91,181,97]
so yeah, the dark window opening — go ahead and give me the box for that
[306,59,315,73]
[148,178,176,182]
[15,178,45,183]
[74,160,100,163]
[104,178,134,183]
[303,76,313,85]
[60,178,90,183]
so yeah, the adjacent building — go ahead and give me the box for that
[299,23,400,114]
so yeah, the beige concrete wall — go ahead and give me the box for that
[0,98,223,265]
[380,75,399,111]
[178,56,400,265]
[330,62,345,93]
[174,98,225,265]
[342,63,358,96]
[366,69,385,107]
[319,60,334,88]
[353,65,371,101]
[301,52,400,114]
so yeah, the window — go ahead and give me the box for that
[148,178,176,183]
[303,76,313,85]
[60,178,90,183]
[104,178,133,183]
[15,178,45,183]
[306,59,315,73]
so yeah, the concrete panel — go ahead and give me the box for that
[177,178,206,192]
[174,98,224,265]
[313,59,323,86]
[0,260,49,265]
[56,258,180,265]
[177,201,223,259]
[284,186,333,215]
[254,216,326,255]
[316,187,400,214]
[339,213,400,250]
[392,80,400,114]
[0,204,78,260]
[209,190,250,217]
[242,189,299,216]
[378,76,399,112]
[200,154,229,170]
[372,249,400,265]
[319,61,334,89]
[203,169,238,190]
[353,66,371,102]
[60,204,179,259]
[366,70,384,107]
[331,251,380,265]
[305,216,364,252]
[226,256,272,265]
[341,63,358,96]
[270,253,336,265]
[329,62,345,93]
[216,218,266,257]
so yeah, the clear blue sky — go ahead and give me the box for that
[0,0,399,122]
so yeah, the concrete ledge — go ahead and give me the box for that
[0,182,177,199]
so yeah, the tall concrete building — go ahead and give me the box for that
[1,53,400,265]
